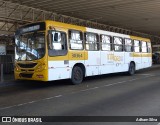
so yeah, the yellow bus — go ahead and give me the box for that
[14,20,152,84]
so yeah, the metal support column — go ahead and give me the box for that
[0,64,4,83]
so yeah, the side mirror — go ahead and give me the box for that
[48,30,53,49]
[48,30,52,34]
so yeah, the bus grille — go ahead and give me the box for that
[20,73,33,78]
[18,63,37,68]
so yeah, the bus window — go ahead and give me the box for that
[49,31,67,50]
[101,35,111,51]
[134,40,140,52]
[147,42,151,53]
[48,31,67,56]
[142,41,147,53]
[85,32,99,51]
[125,38,132,52]
[114,37,123,51]
[69,30,83,50]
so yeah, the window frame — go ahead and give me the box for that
[124,38,133,52]
[84,32,99,51]
[100,34,112,51]
[68,29,84,50]
[133,39,141,53]
[113,36,123,52]
[141,41,148,53]
[48,30,68,57]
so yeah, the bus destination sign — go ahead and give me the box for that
[22,25,40,33]
[16,22,45,35]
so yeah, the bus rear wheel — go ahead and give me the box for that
[71,66,83,85]
[128,62,135,75]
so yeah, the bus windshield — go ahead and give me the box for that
[15,32,45,61]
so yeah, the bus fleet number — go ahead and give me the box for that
[72,53,83,58]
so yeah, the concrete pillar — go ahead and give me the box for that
[0,64,4,83]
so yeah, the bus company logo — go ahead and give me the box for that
[2,117,11,122]
[107,54,123,62]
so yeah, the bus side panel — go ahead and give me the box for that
[48,50,70,81]
[124,52,134,71]
[132,53,142,70]
[68,50,86,78]
[48,60,70,81]
[85,51,100,76]
[100,51,114,74]
[141,53,152,68]
[148,54,152,67]
[113,51,126,72]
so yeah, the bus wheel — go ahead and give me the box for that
[128,62,135,75]
[71,66,83,85]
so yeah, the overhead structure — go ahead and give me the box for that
[0,0,160,46]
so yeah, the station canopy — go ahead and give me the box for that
[0,0,160,40]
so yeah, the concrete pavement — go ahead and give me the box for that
[0,65,160,125]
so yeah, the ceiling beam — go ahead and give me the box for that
[0,0,160,44]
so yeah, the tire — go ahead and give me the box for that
[71,66,83,85]
[128,62,135,75]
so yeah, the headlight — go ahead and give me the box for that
[15,65,20,71]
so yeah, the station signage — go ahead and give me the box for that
[0,44,6,55]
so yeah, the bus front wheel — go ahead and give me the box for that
[71,66,83,85]
[128,62,135,75]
